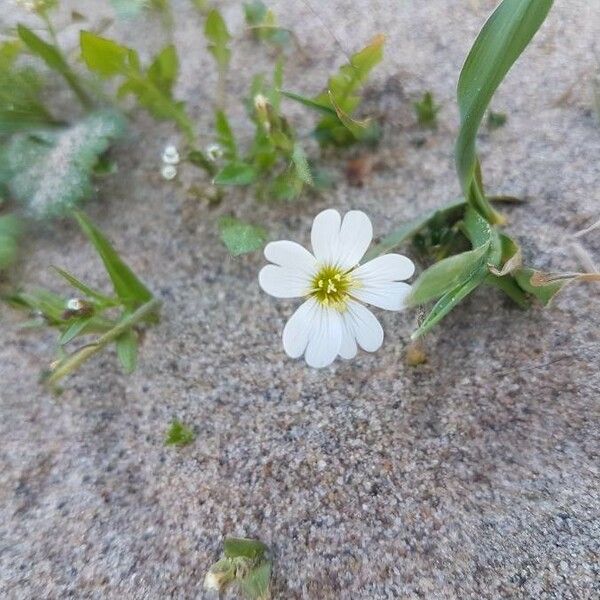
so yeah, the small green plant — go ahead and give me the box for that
[218,216,267,256]
[414,91,440,129]
[368,0,598,341]
[244,0,292,49]
[80,32,195,144]
[487,109,507,129]
[283,34,385,147]
[204,537,272,600]
[0,110,125,219]
[164,420,196,446]
[0,8,127,270]
[5,212,160,387]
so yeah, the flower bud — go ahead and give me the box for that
[161,145,180,165]
[161,164,177,180]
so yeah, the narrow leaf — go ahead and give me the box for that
[408,242,490,306]
[116,329,138,373]
[412,267,488,339]
[74,211,153,307]
[455,0,553,222]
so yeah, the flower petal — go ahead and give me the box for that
[353,253,415,282]
[351,281,412,310]
[304,306,343,368]
[311,209,341,264]
[264,240,317,276]
[259,265,311,298]
[344,300,384,352]
[337,210,373,269]
[339,316,358,359]
[282,298,319,358]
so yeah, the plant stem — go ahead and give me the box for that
[46,298,161,386]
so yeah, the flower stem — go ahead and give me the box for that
[46,298,161,387]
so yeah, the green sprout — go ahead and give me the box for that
[487,109,507,129]
[414,91,440,129]
[204,537,272,600]
[5,212,160,387]
[165,420,196,446]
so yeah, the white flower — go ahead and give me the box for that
[258,209,415,368]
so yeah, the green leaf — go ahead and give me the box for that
[408,242,490,306]
[414,91,440,129]
[412,266,488,339]
[513,268,566,306]
[364,199,466,261]
[147,44,178,94]
[80,31,130,77]
[280,90,337,117]
[456,0,553,223]
[74,211,153,308]
[17,24,65,71]
[312,34,384,147]
[1,110,126,219]
[165,419,196,446]
[17,24,91,107]
[214,162,257,186]
[6,289,67,325]
[0,41,57,132]
[0,214,22,269]
[291,143,312,185]
[52,266,118,305]
[59,317,89,345]
[81,32,194,141]
[205,9,231,72]
[244,1,268,26]
[215,110,237,160]
[218,216,267,256]
[116,329,138,373]
[223,537,268,561]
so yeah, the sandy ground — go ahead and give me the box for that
[1,0,599,598]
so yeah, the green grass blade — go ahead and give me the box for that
[74,211,153,308]
[456,0,553,223]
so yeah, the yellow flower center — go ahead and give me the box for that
[309,265,353,308]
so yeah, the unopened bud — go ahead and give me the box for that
[161,164,177,180]
[63,297,94,319]
[161,145,180,165]
[206,143,223,162]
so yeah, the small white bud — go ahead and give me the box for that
[66,298,85,312]
[161,164,178,180]
[254,94,268,111]
[206,143,223,162]
[161,145,180,165]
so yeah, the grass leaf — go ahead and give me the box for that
[74,211,153,308]
[116,329,138,373]
[456,0,553,223]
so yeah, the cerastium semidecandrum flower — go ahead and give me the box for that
[259,209,415,368]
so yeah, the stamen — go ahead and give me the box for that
[309,265,352,308]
